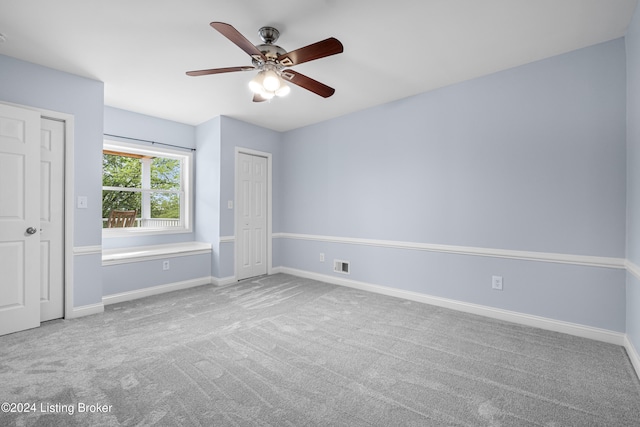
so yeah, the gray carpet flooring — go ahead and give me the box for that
[1,273,639,426]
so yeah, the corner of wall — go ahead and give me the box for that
[195,115,222,278]
[625,0,640,378]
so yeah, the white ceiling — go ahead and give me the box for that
[0,0,637,132]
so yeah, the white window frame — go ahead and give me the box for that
[102,140,193,238]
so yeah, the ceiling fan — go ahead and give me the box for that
[186,22,343,102]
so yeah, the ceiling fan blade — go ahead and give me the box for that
[281,70,335,98]
[210,22,266,61]
[253,93,268,103]
[186,66,255,76]
[277,37,343,67]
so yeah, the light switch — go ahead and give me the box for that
[77,196,88,209]
[228,200,233,209]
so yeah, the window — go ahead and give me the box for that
[102,140,193,235]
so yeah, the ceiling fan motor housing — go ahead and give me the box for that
[254,26,287,66]
[258,26,280,44]
[254,44,287,64]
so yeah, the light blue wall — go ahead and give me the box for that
[216,116,282,279]
[277,39,628,331]
[219,116,283,238]
[628,4,640,265]
[193,115,282,280]
[278,238,626,331]
[281,39,626,257]
[102,254,211,296]
[0,55,104,248]
[102,106,197,250]
[626,4,640,355]
[629,273,640,352]
[195,116,221,277]
[105,106,196,149]
[0,54,104,307]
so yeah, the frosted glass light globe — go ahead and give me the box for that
[249,71,265,94]
[260,88,275,99]
[262,70,281,92]
[275,83,290,97]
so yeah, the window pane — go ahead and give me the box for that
[102,190,141,228]
[150,192,181,224]
[151,157,181,190]
[102,141,191,232]
[102,153,141,188]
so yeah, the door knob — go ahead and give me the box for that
[26,227,37,235]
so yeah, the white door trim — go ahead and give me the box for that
[234,147,273,280]
[2,101,75,320]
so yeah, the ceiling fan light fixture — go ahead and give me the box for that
[262,69,281,92]
[188,22,343,101]
[275,82,290,97]
[249,71,266,94]
[250,67,289,99]
[260,88,275,100]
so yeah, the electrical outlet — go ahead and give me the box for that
[320,253,325,262]
[492,275,503,291]
[162,260,170,271]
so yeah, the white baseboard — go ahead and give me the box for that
[68,302,104,319]
[102,277,212,305]
[274,267,626,346]
[212,275,237,286]
[625,335,640,380]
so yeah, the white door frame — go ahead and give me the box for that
[234,147,272,280]
[2,101,75,320]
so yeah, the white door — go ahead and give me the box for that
[39,118,64,321]
[0,104,41,335]
[236,152,267,281]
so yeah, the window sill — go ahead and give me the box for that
[102,242,212,266]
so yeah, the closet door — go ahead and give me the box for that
[0,104,41,335]
[236,152,267,281]
[39,118,64,321]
